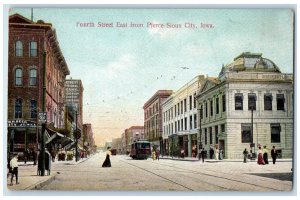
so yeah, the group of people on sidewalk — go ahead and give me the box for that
[243,145,278,165]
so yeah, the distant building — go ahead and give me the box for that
[65,79,84,143]
[83,123,95,154]
[162,75,205,157]
[143,90,173,151]
[196,52,293,159]
[112,138,122,153]
[123,126,144,153]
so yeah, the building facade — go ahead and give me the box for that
[196,52,293,159]
[82,123,95,154]
[162,75,205,157]
[65,79,84,143]
[8,14,70,155]
[143,90,173,151]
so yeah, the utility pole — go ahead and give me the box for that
[75,109,78,162]
[40,51,46,176]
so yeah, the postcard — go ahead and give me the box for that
[4,7,294,193]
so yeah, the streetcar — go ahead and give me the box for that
[130,140,151,159]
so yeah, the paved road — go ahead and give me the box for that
[40,152,293,191]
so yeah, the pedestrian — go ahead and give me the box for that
[209,146,214,159]
[243,148,249,163]
[219,149,223,160]
[257,146,265,165]
[23,149,28,164]
[200,148,206,163]
[102,147,112,167]
[263,145,269,164]
[180,148,185,159]
[151,150,156,160]
[155,149,160,160]
[271,146,278,164]
[7,153,13,179]
[215,147,219,160]
[10,153,19,186]
[32,148,37,165]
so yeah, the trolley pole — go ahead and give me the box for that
[40,51,46,176]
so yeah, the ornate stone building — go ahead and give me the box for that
[196,52,293,159]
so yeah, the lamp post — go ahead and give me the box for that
[74,107,79,162]
[40,51,46,176]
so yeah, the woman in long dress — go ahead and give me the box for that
[102,147,112,167]
[257,146,265,165]
[263,146,269,164]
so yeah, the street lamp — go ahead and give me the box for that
[249,93,256,159]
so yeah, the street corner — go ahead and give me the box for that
[6,173,57,191]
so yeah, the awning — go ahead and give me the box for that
[66,142,84,151]
[46,132,73,146]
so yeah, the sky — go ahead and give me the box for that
[9,8,294,146]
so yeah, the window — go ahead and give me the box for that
[189,95,192,110]
[271,123,281,143]
[29,69,37,86]
[235,93,243,110]
[15,68,23,85]
[194,114,197,129]
[204,128,207,145]
[184,117,187,130]
[277,94,285,111]
[178,120,180,132]
[15,40,23,56]
[222,94,226,112]
[209,127,213,144]
[190,115,193,129]
[15,98,22,118]
[194,93,197,108]
[241,124,252,143]
[30,41,38,57]
[205,101,208,117]
[175,105,177,116]
[264,93,273,110]
[181,101,183,114]
[215,125,218,144]
[248,93,257,110]
[177,103,180,115]
[221,124,225,133]
[30,100,37,118]
[216,97,219,114]
[200,105,203,119]
[184,99,187,112]
[210,99,213,116]
[175,122,177,133]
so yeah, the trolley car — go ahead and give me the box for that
[130,140,151,159]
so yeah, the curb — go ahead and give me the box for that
[26,174,56,190]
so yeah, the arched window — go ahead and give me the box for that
[15,40,23,56]
[29,69,37,86]
[30,41,38,57]
[15,68,23,86]
[15,98,22,118]
[30,100,37,118]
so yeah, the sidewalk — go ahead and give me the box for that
[6,156,92,191]
[159,155,292,162]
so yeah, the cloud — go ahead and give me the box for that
[106,54,137,79]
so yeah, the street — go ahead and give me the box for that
[38,152,293,191]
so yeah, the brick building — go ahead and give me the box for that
[7,13,70,154]
[143,90,173,151]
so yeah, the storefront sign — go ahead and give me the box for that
[7,120,37,127]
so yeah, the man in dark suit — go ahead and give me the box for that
[271,146,278,164]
